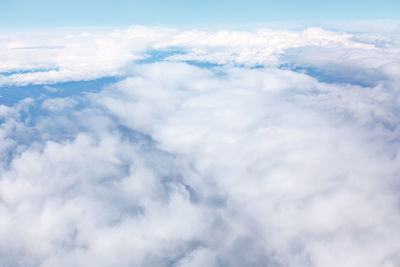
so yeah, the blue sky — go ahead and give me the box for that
[1,0,400,29]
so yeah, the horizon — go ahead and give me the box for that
[1,0,400,30]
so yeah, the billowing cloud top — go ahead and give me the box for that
[1,26,400,267]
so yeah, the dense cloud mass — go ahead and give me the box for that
[1,25,400,267]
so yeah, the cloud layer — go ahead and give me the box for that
[1,26,400,267]
[1,25,399,86]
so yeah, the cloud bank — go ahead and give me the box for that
[1,25,400,267]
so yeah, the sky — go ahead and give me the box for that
[1,2,400,267]
[1,0,400,29]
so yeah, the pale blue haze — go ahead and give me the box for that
[1,0,399,29]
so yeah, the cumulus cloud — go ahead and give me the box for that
[41,97,78,112]
[1,25,398,86]
[1,25,400,267]
[0,26,173,85]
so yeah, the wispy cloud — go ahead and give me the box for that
[10,46,63,50]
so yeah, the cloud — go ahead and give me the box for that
[1,25,397,86]
[0,26,173,86]
[41,97,78,112]
[1,25,400,267]
[163,27,376,66]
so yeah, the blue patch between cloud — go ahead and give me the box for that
[136,49,187,64]
[0,76,122,106]
[279,63,376,87]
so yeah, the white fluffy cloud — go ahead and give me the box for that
[1,25,397,86]
[1,25,400,267]
[0,26,173,85]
